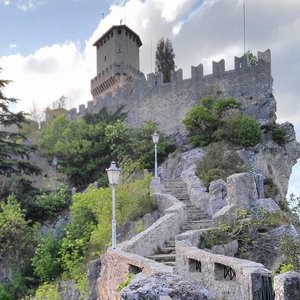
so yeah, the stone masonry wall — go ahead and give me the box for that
[175,230,272,300]
[118,193,186,257]
[68,50,275,141]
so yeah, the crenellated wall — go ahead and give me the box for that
[68,50,275,140]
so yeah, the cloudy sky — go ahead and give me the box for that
[0,0,299,196]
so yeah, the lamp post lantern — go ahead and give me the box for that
[106,161,121,249]
[152,131,159,178]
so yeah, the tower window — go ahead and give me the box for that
[129,33,132,39]
[118,29,122,34]
[111,32,113,37]
[133,37,136,42]
[126,31,128,36]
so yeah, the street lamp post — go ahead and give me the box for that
[106,161,121,249]
[152,131,159,178]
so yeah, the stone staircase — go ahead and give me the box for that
[148,179,212,268]
[147,239,176,267]
[163,179,189,203]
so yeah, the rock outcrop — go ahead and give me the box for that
[120,272,212,300]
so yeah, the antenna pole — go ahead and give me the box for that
[243,0,246,54]
[124,1,126,24]
[150,40,153,73]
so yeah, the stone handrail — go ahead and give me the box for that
[98,248,172,300]
[118,192,186,257]
[175,229,272,300]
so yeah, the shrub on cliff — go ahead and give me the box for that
[183,106,219,147]
[217,114,261,147]
[271,123,286,145]
[196,143,248,187]
[183,97,260,147]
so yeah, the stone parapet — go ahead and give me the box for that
[175,230,272,300]
[118,193,186,257]
[98,249,172,300]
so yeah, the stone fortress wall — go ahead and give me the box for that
[68,49,276,140]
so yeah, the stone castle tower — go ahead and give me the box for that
[91,25,142,99]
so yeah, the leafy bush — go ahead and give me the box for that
[221,114,261,146]
[32,234,63,282]
[271,123,286,145]
[196,143,248,187]
[183,106,219,147]
[34,283,62,300]
[0,269,29,300]
[212,98,241,118]
[199,208,289,259]
[35,186,69,218]
[57,174,154,282]
[279,235,300,272]
[246,50,258,66]
[0,195,37,265]
[183,97,261,148]
[117,272,135,292]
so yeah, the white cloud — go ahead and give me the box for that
[9,44,18,48]
[0,0,46,11]
[0,42,92,111]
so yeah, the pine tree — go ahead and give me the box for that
[0,70,40,179]
[155,37,176,83]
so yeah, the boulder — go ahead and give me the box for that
[256,198,280,213]
[120,272,212,300]
[274,271,300,300]
[208,179,227,216]
[227,173,258,209]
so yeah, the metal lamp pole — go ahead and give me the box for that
[152,131,159,178]
[106,161,121,249]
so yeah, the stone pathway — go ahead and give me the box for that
[147,179,212,268]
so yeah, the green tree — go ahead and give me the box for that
[155,37,176,83]
[39,115,175,187]
[0,71,40,179]
[32,234,63,282]
[183,106,219,147]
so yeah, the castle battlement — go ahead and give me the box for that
[69,50,273,135]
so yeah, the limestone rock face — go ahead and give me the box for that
[208,179,227,216]
[120,272,212,300]
[59,280,80,300]
[85,258,102,300]
[238,123,300,201]
[274,271,300,300]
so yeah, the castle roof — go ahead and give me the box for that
[93,25,143,48]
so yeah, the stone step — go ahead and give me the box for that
[164,261,176,267]
[181,222,212,230]
[147,254,176,262]
[165,240,175,248]
[158,247,175,254]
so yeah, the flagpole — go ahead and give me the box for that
[243,0,246,54]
